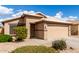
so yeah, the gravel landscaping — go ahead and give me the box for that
[0,39,52,53]
[0,36,79,53]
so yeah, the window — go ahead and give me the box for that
[9,24,17,35]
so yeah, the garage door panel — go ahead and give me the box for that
[47,26,68,40]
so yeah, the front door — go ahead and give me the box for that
[30,23,35,38]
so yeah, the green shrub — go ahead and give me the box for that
[52,40,67,50]
[11,46,57,53]
[0,34,12,42]
[14,26,27,41]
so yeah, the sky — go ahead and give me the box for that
[0,5,79,21]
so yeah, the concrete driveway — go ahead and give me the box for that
[66,36,79,49]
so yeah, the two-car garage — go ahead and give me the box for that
[31,20,72,40]
[46,23,69,40]
[34,20,71,40]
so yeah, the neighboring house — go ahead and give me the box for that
[1,13,79,40]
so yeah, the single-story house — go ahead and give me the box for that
[1,13,79,40]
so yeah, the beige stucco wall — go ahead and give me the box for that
[78,25,79,35]
[68,25,71,36]
[0,28,3,34]
[46,23,69,40]
[3,19,19,35]
[0,28,2,33]
[44,23,47,40]
[25,17,42,39]
[35,22,44,39]
[71,25,78,35]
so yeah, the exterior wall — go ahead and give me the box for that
[25,17,42,39]
[0,28,4,34]
[68,25,71,36]
[71,25,78,35]
[44,23,47,40]
[35,22,44,39]
[0,28,2,33]
[78,25,79,35]
[3,19,19,35]
[4,22,9,34]
[46,23,69,40]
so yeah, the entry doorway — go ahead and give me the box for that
[30,23,35,38]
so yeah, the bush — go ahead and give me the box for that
[14,26,27,41]
[0,34,12,42]
[11,46,57,53]
[52,40,67,50]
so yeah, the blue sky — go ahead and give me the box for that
[4,5,79,16]
[0,5,79,21]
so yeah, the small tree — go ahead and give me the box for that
[14,26,27,41]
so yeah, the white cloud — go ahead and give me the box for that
[54,11,78,21]
[68,16,77,19]
[55,11,63,19]
[12,10,36,17]
[12,11,23,17]
[0,6,13,15]
[27,10,35,14]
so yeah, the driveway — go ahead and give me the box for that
[0,39,52,53]
[66,36,79,49]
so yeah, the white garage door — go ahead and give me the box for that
[47,25,68,40]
